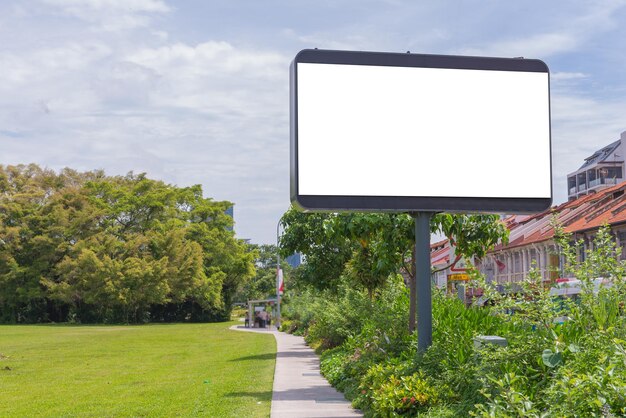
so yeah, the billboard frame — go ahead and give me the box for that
[290,48,552,213]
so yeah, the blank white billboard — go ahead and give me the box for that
[290,50,552,212]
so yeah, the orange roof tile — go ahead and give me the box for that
[491,182,626,252]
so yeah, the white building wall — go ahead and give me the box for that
[480,224,626,285]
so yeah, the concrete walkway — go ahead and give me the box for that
[230,325,363,418]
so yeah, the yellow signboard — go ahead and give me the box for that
[447,273,470,281]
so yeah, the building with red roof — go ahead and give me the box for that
[433,130,626,287]
[478,181,626,284]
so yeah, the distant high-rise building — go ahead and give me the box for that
[224,205,234,231]
[286,253,302,268]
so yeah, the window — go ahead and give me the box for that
[514,253,521,273]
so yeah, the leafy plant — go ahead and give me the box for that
[356,362,443,417]
[282,219,626,417]
[471,373,543,418]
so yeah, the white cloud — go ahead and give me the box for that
[550,93,626,202]
[128,41,285,78]
[551,72,588,81]
[125,41,288,122]
[461,32,579,58]
[43,0,170,12]
[0,9,291,242]
[0,42,112,86]
[41,0,170,30]
[455,1,626,59]
[292,32,376,51]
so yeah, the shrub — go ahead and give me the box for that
[283,274,410,351]
[471,373,541,418]
[305,286,370,350]
[319,346,351,386]
[284,224,626,417]
[280,287,324,335]
[357,362,442,417]
[543,336,626,416]
[278,319,298,333]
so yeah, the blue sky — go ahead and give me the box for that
[1,0,626,243]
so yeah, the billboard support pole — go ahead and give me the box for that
[413,212,432,352]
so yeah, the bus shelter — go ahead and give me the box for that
[246,298,277,328]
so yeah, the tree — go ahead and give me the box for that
[278,205,509,331]
[0,164,254,323]
[278,209,352,291]
[234,244,292,303]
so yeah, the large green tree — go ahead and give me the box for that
[0,164,253,323]
[278,206,508,331]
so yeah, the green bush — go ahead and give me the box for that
[230,306,246,319]
[305,286,369,350]
[278,319,298,333]
[280,288,323,336]
[283,274,410,352]
[356,362,443,417]
[283,224,626,417]
[471,373,541,418]
[319,346,351,386]
[542,336,626,416]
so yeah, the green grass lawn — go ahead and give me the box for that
[0,322,275,417]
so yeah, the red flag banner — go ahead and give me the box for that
[277,268,284,295]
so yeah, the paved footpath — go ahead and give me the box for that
[230,325,363,418]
